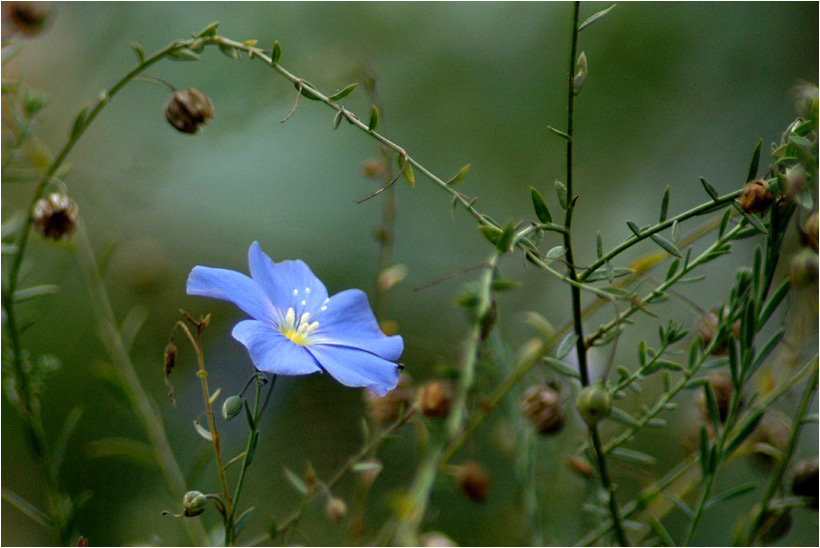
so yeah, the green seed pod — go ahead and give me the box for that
[182,490,208,517]
[222,395,243,421]
[575,384,612,426]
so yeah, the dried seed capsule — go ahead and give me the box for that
[451,461,490,503]
[697,372,737,425]
[365,373,413,423]
[33,193,78,240]
[520,384,565,435]
[739,180,773,214]
[417,380,452,418]
[165,88,214,134]
[6,2,48,36]
[791,458,818,505]
[804,212,819,252]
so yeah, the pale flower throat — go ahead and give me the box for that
[279,288,323,345]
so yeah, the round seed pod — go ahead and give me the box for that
[165,88,214,134]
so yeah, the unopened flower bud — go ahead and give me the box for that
[420,531,458,547]
[804,213,819,252]
[182,490,208,517]
[33,193,78,240]
[739,180,774,214]
[417,380,452,418]
[575,384,612,426]
[520,384,565,435]
[451,461,490,503]
[222,395,243,421]
[165,88,214,134]
[325,496,347,524]
[791,458,818,505]
[365,373,413,423]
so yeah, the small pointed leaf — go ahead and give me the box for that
[543,356,580,379]
[650,234,682,257]
[530,187,552,223]
[271,41,282,64]
[547,126,572,141]
[13,284,59,303]
[555,180,568,210]
[131,42,146,64]
[699,177,719,201]
[447,164,472,186]
[555,332,579,360]
[659,186,670,222]
[368,104,379,132]
[328,83,358,101]
[284,467,309,496]
[579,4,617,32]
[746,138,763,183]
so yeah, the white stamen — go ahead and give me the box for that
[293,289,299,296]
[320,306,327,311]
[305,287,311,294]
[301,300,306,306]
[285,307,296,328]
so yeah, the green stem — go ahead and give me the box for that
[744,362,818,545]
[75,224,209,545]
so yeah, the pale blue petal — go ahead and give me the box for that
[187,266,275,322]
[232,320,322,376]
[306,344,400,396]
[248,242,328,314]
[312,289,403,360]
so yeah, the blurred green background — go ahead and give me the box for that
[2,2,818,546]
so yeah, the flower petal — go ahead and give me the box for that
[248,242,328,314]
[187,266,275,322]
[232,320,322,376]
[306,344,400,396]
[312,289,403,360]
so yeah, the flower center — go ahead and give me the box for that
[280,307,319,346]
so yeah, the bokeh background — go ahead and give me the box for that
[2,2,818,546]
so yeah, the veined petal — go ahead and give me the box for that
[187,266,275,322]
[232,320,322,376]
[248,242,329,314]
[312,289,403,360]
[306,344,400,396]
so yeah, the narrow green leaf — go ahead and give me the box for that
[447,164,471,187]
[479,225,502,246]
[665,258,680,281]
[596,232,604,259]
[496,222,515,253]
[579,4,617,32]
[13,284,59,303]
[647,417,667,427]
[610,447,657,465]
[352,460,384,474]
[168,47,200,61]
[659,185,670,223]
[70,106,89,139]
[271,41,282,64]
[556,333,579,360]
[195,21,220,38]
[664,490,695,518]
[332,109,343,130]
[703,384,722,434]
[585,266,634,282]
[732,202,768,234]
[328,83,358,101]
[748,328,784,379]
[86,437,156,467]
[1,488,53,529]
[120,305,148,353]
[704,483,757,509]
[368,104,379,132]
[530,186,552,223]
[400,156,415,186]
[671,219,680,243]
[610,406,641,427]
[626,220,641,236]
[718,208,731,238]
[284,467,309,496]
[243,399,255,430]
[638,340,647,366]
[699,426,710,477]
[547,125,572,141]
[728,339,740,389]
[650,234,682,257]
[648,516,676,547]
[54,407,83,473]
[235,506,255,537]
[700,177,720,201]
[746,138,763,182]
[656,360,683,371]
[296,80,321,100]
[218,43,239,60]
[542,356,580,379]
[555,180,568,210]
[545,245,566,259]
[131,42,146,64]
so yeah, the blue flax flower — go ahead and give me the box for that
[187,242,402,396]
